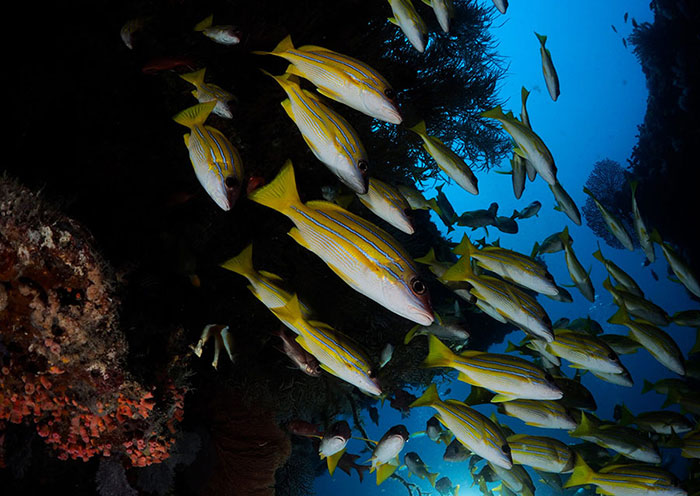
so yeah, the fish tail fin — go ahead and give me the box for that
[410,383,440,408]
[179,67,207,87]
[534,32,547,46]
[422,335,456,369]
[376,462,398,485]
[563,455,595,489]
[220,244,256,279]
[441,257,474,282]
[641,379,654,394]
[248,159,302,214]
[602,276,614,293]
[327,447,346,476]
[428,198,442,216]
[558,226,570,244]
[615,403,636,426]
[607,306,629,325]
[582,186,594,197]
[629,179,639,196]
[404,325,420,344]
[172,101,217,128]
[481,105,505,119]
[453,484,460,496]
[521,86,530,102]
[194,14,213,31]
[530,242,540,257]
[649,228,663,245]
[427,471,439,487]
[569,411,595,438]
[504,341,519,353]
[453,234,475,257]
[415,248,438,266]
[252,34,295,55]
[409,120,428,136]
[260,68,299,91]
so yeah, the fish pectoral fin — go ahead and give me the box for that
[319,363,338,377]
[490,394,516,403]
[183,133,190,147]
[457,372,472,383]
[288,227,311,249]
[316,87,341,102]
[388,17,400,26]
[280,98,295,120]
[513,147,527,158]
[421,0,433,5]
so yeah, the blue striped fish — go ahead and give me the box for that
[422,335,562,401]
[180,68,234,119]
[560,227,595,301]
[248,160,433,325]
[488,462,535,496]
[498,399,576,430]
[547,328,624,374]
[172,101,244,210]
[387,0,428,52]
[357,177,414,234]
[506,434,574,473]
[410,384,513,469]
[254,36,402,124]
[273,296,380,395]
[263,70,369,193]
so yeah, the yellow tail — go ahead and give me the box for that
[415,248,439,266]
[252,34,295,55]
[409,120,428,137]
[410,383,441,408]
[422,335,455,369]
[441,256,474,282]
[220,244,256,279]
[453,234,475,257]
[248,159,303,215]
[194,14,213,31]
[376,462,398,485]
[172,101,217,128]
[179,68,207,87]
[427,471,439,487]
[563,454,595,489]
[326,447,346,476]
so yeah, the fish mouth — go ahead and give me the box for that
[410,309,434,326]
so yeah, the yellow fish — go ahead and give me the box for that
[249,160,434,325]
[507,434,574,473]
[422,0,454,33]
[357,178,414,234]
[559,227,594,301]
[179,68,234,119]
[583,186,634,250]
[172,101,244,211]
[387,0,428,52]
[547,328,624,375]
[651,229,700,298]
[535,33,560,101]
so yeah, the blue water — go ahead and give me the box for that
[314,1,696,495]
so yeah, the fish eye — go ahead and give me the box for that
[501,444,511,454]
[384,88,396,100]
[225,176,238,189]
[410,278,427,295]
[357,160,368,173]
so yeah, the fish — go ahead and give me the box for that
[564,455,687,495]
[254,36,402,124]
[506,434,574,473]
[510,154,526,199]
[545,285,573,303]
[614,403,693,435]
[387,0,428,52]
[603,277,670,326]
[357,178,414,233]
[441,256,554,342]
[681,431,700,459]
[397,184,434,210]
[285,419,322,437]
[520,86,532,129]
[410,384,512,468]
[337,452,370,482]
[409,121,478,195]
[368,406,380,426]
[591,364,634,387]
[433,185,460,229]
[422,335,562,401]
[179,68,234,119]
[547,328,624,374]
[443,437,470,462]
[414,248,453,279]
[514,201,541,219]
[599,333,641,355]
[120,18,144,50]
[491,0,508,15]
[424,0,454,33]
[534,229,573,256]
[370,425,410,485]
[274,327,321,376]
[524,337,561,367]
[583,187,634,250]
[552,375,597,411]
[642,378,694,397]
[482,106,557,185]
[193,15,241,45]
[672,309,700,327]
[390,389,418,415]
[497,399,577,430]
[453,235,559,296]
[650,229,700,298]
[404,314,470,344]
[142,56,197,75]
[456,203,498,233]
[403,452,438,486]
[425,416,451,444]
[272,296,381,396]
[379,343,395,368]
[494,215,519,234]
[569,412,661,463]
[535,32,560,102]
[262,70,369,194]
[489,462,535,496]
[630,180,655,262]
[190,324,235,369]
[608,306,685,375]
[535,471,563,494]
[550,181,582,225]
[592,244,643,296]
[559,227,595,302]
[319,420,352,474]
[249,161,433,325]
[436,477,459,496]
[567,316,604,335]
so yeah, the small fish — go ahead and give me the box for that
[592,244,643,296]
[442,256,554,342]
[583,187,634,250]
[514,201,541,219]
[274,327,321,376]
[319,420,352,475]
[272,296,381,396]
[262,70,369,193]
[397,184,433,210]
[436,476,459,496]
[642,377,693,396]
[190,324,235,369]
[603,277,670,326]
[550,181,582,225]
[494,215,519,234]
[534,229,573,256]
[390,389,417,414]
[520,86,532,129]
[249,161,433,325]
[193,15,241,45]
[672,309,700,327]
[650,229,700,298]
[433,184,460,228]
[387,0,428,52]
[404,452,439,486]
[285,419,322,437]
[564,456,686,496]
[172,102,244,210]
[404,315,470,344]
[599,333,641,355]
[591,364,634,387]
[409,121,478,195]
[358,178,414,233]
[510,154,526,199]
[629,180,655,262]
[456,203,498,233]
[608,306,685,375]
[535,32,560,101]
[368,406,380,426]
[179,68,234,119]
[254,36,402,124]
[507,434,574,473]
[482,106,557,185]
[498,399,576,430]
[611,24,618,33]
[410,384,513,469]
[545,285,573,303]
[370,425,410,485]
[624,12,629,22]
[246,175,266,195]
[337,452,370,482]
[443,437,470,462]
[424,0,454,33]
[559,227,594,302]
[379,343,395,368]
[547,328,624,374]
[422,335,562,401]
[142,56,196,75]
[615,403,693,435]
[491,0,508,15]
[120,18,144,50]
[425,416,451,444]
